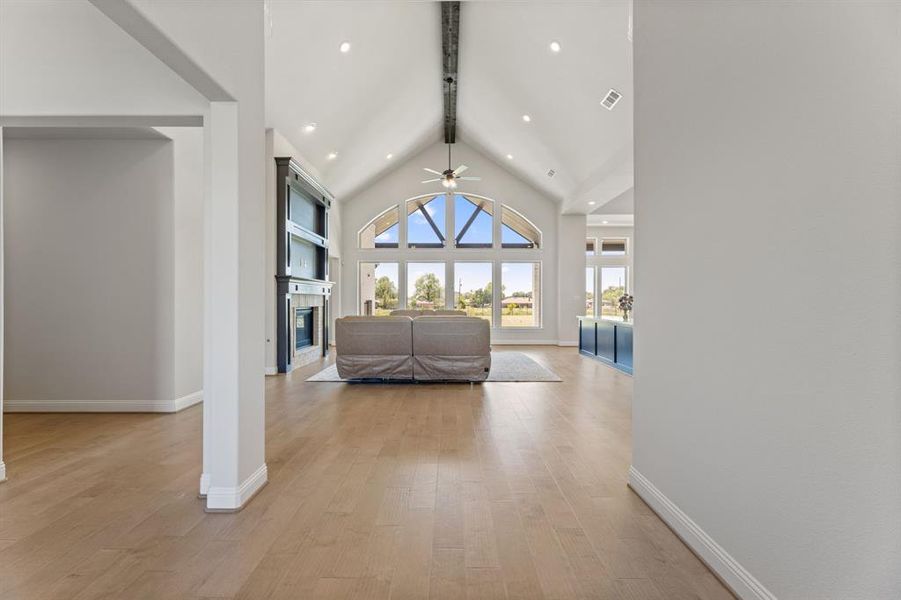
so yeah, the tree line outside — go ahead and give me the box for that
[370,273,535,324]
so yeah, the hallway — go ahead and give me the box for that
[0,348,732,599]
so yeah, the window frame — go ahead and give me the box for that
[358,205,400,249]
[406,195,447,249]
[453,194,495,249]
[355,195,545,329]
[499,260,542,329]
[358,261,400,316]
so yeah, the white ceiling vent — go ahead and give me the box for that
[601,89,622,110]
[547,169,556,178]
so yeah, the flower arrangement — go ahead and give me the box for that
[618,293,634,320]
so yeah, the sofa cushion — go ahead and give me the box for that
[411,317,491,381]
[389,309,427,317]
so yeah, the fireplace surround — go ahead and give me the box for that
[275,157,334,373]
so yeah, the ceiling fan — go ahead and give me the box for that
[422,144,481,189]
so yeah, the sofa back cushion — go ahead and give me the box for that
[335,316,413,355]
[389,309,426,317]
[411,316,490,356]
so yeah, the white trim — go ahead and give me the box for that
[4,390,203,413]
[0,461,6,483]
[205,463,268,511]
[264,366,278,376]
[628,466,778,600]
[173,390,203,411]
[557,341,578,347]
[198,472,211,496]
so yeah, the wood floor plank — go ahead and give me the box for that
[0,348,734,600]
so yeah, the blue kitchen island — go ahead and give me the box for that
[578,316,633,375]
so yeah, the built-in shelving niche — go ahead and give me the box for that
[275,157,334,373]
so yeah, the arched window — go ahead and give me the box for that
[454,195,493,248]
[406,195,446,248]
[356,196,544,328]
[359,205,399,249]
[501,204,541,248]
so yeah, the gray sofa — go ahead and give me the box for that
[335,315,490,381]
[389,309,466,317]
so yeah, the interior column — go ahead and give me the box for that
[200,101,267,510]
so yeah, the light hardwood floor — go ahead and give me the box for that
[0,347,733,600]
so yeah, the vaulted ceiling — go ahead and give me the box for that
[265,1,633,213]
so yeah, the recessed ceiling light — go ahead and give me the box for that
[339,41,351,53]
[588,201,596,205]
[506,154,514,160]
[303,123,317,133]
[522,114,531,123]
[602,220,609,224]
[549,41,561,53]
[327,152,338,160]
[385,153,393,160]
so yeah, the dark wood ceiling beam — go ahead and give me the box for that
[442,1,460,144]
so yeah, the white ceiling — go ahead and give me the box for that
[265,1,633,213]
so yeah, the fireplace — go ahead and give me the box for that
[295,308,313,350]
[274,157,334,373]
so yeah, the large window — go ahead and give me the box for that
[501,205,541,248]
[407,262,445,309]
[454,195,493,248]
[501,262,540,327]
[454,262,493,323]
[357,197,546,327]
[585,267,596,316]
[359,262,399,315]
[407,195,446,248]
[600,266,627,319]
[359,206,399,249]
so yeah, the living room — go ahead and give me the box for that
[1,2,899,600]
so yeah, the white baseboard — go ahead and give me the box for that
[557,340,578,347]
[198,472,211,497]
[205,463,268,511]
[0,461,6,483]
[4,390,203,414]
[264,366,278,376]
[173,391,203,411]
[628,466,777,600]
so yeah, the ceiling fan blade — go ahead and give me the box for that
[423,168,442,175]
[458,176,481,181]
[421,178,441,184]
[453,165,469,175]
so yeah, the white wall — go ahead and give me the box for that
[632,2,901,599]
[0,0,206,118]
[556,215,586,345]
[2,136,201,410]
[339,140,561,344]
[158,127,204,400]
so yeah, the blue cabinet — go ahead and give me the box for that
[578,317,633,375]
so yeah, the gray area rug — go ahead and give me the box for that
[306,351,561,382]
